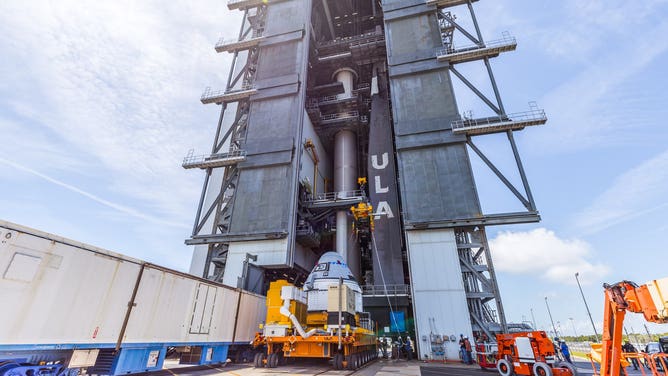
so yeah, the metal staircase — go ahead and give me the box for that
[431,0,547,336]
[184,3,267,282]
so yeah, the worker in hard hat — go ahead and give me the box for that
[405,336,414,360]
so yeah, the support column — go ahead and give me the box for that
[333,68,357,268]
[334,130,357,260]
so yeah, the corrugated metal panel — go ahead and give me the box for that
[384,4,482,224]
[406,229,473,360]
[398,144,482,222]
[226,0,314,274]
[223,238,290,287]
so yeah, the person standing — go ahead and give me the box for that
[464,336,473,365]
[378,338,388,359]
[459,334,468,364]
[405,337,414,360]
[553,337,563,362]
[560,341,572,364]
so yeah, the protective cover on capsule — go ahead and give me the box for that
[304,251,358,290]
[303,252,363,313]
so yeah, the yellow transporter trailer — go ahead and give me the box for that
[252,253,378,370]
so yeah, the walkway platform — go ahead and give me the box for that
[303,191,366,210]
[437,36,516,64]
[200,86,257,104]
[182,150,247,169]
[215,35,264,53]
[426,0,479,7]
[227,0,265,10]
[451,108,547,135]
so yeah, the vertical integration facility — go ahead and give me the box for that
[185,0,546,360]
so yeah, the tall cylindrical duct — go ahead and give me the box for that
[333,68,357,262]
[334,68,356,100]
[334,130,357,259]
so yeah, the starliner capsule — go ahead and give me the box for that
[251,252,376,370]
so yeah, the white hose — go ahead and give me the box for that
[279,298,316,338]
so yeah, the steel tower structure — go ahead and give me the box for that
[185,0,546,360]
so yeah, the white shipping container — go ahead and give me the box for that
[235,291,267,342]
[0,222,141,345]
[120,266,241,344]
[0,220,266,348]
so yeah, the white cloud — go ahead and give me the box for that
[532,22,668,153]
[0,156,188,229]
[574,149,668,234]
[0,0,241,225]
[533,0,668,62]
[490,228,609,284]
[472,1,668,154]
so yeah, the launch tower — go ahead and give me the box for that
[185,0,546,360]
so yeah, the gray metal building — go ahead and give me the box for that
[186,0,546,360]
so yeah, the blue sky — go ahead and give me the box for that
[1,1,667,337]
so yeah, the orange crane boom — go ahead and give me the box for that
[599,278,668,376]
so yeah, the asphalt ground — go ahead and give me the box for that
[419,359,656,376]
[140,357,654,376]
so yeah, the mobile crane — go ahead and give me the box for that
[494,277,667,376]
[495,331,575,376]
[596,278,668,376]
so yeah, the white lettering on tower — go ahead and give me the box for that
[371,153,388,170]
[375,176,389,194]
[374,201,395,219]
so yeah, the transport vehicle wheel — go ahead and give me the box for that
[268,353,279,368]
[347,354,357,370]
[497,358,514,376]
[262,353,268,368]
[533,362,553,376]
[333,354,344,370]
[555,362,577,376]
[253,353,262,368]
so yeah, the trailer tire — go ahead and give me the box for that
[253,353,263,368]
[533,362,553,376]
[556,362,577,376]
[347,354,357,370]
[267,353,279,368]
[497,358,514,376]
[334,354,344,370]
